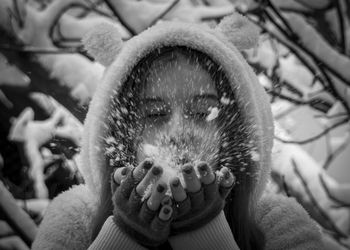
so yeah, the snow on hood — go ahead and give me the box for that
[80,13,274,204]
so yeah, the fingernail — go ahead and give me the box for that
[144,159,153,170]
[198,162,208,172]
[172,178,180,187]
[121,168,127,176]
[183,164,193,174]
[157,184,165,193]
[159,206,172,221]
[161,196,173,206]
[163,207,171,215]
[152,166,161,175]
[224,170,231,179]
[198,163,209,176]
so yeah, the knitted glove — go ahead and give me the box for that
[170,163,234,234]
[111,162,173,247]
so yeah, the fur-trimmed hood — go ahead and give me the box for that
[80,13,274,203]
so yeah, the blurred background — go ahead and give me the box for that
[0,0,350,249]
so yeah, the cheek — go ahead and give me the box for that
[136,123,160,162]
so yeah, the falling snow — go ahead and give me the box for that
[206,107,219,121]
[220,96,230,105]
[250,150,260,161]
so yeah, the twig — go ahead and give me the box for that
[335,0,346,54]
[319,174,350,207]
[148,0,180,27]
[239,11,328,89]
[0,44,82,54]
[266,0,295,37]
[294,0,334,11]
[48,2,111,47]
[292,159,348,238]
[52,22,83,48]
[323,137,350,170]
[242,8,350,114]
[275,118,349,144]
[0,181,38,246]
[318,67,350,115]
[103,0,136,35]
[314,112,348,119]
[282,175,291,197]
[13,0,24,28]
[258,3,350,90]
[76,0,104,18]
[80,0,113,19]
[267,88,310,105]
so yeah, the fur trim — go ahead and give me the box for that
[82,22,123,67]
[31,185,99,250]
[215,12,259,50]
[81,15,274,203]
[257,193,323,250]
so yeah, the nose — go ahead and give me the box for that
[166,107,187,132]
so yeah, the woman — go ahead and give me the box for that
[32,13,324,249]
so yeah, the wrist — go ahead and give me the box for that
[169,211,240,250]
[89,216,147,250]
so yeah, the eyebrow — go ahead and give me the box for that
[193,94,219,102]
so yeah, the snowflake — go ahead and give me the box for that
[206,107,219,121]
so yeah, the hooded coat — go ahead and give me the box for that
[32,13,324,250]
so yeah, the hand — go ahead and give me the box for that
[169,162,235,234]
[0,220,29,250]
[111,160,174,247]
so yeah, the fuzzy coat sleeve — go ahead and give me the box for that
[256,193,325,250]
[31,184,98,250]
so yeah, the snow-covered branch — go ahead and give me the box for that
[0,0,106,121]
[7,100,83,198]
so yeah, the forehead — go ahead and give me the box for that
[143,52,217,99]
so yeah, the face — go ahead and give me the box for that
[136,52,221,174]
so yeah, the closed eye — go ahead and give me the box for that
[186,95,219,121]
[146,113,168,118]
[190,112,209,119]
[141,97,170,123]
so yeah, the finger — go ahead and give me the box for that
[174,197,191,219]
[219,167,235,187]
[136,166,163,196]
[188,188,204,211]
[128,188,143,214]
[0,221,14,237]
[118,167,138,198]
[181,163,201,193]
[147,181,167,211]
[111,167,130,193]
[161,195,173,207]
[170,177,186,202]
[203,173,218,202]
[197,162,215,185]
[151,205,172,232]
[218,167,235,199]
[132,158,154,183]
[0,236,29,250]
[113,167,129,185]
[139,202,157,224]
[158,205,173,221]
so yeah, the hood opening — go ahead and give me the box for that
[103,46,258,200]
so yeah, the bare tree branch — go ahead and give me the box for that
[292,159,348,239]
[319,174,350,207]
[275,118,348,144]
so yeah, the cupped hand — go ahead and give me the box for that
[111,160,173,247]
[169,162,235,234]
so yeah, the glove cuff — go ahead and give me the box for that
[170,198,225,235]
[113,207,170,247]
